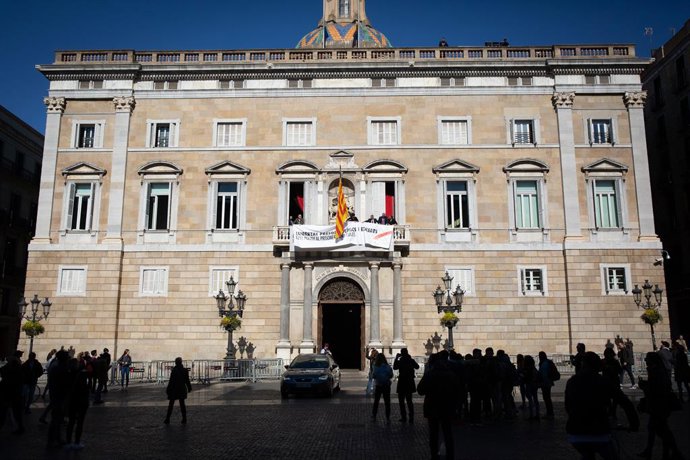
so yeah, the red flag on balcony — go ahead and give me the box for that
[335,176,349,239]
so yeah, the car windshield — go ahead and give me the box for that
[290,357,330,369]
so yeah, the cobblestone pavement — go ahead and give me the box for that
[2,372,688,459]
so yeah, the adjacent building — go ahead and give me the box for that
[24,1,667,367]
[0,105,43,358]
[642,19,690,339]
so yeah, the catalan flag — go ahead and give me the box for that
[335,176,349,239]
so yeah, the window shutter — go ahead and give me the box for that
[509,119,515,145]
[170,123,177,147]
[614,179,623,228]
[66,183,76,230]
[609,119,615,145]
[86,183,95,230]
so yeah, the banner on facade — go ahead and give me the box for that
[291,223,394,251]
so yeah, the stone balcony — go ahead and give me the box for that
[272,225,410,247]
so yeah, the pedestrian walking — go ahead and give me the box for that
[523,355,540,421]
[418,351,458,460]
[46,350,70,448]
[538,351,558,419]
[565,351,639,459]
[638,352,683,459]
[672,341,690,402]
[371,353,393,422]
[164,357,192,424]
[393,348,419,423]
[21,351,44,414]
[617,339,637,388]
[0,351,25,435]
[118,349,132,390]
[65,357,90,450]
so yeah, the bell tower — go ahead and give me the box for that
[322,0,369,25]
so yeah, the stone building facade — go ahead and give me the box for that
[24,2,667,367]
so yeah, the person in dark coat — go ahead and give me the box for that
[0,351,25,434]
[371,353,393,422]
[46,350,71,448]
[672,341,690,402]
[393,348,419,423]
[565,351,638,459]
[418,351,458,460]
[65,357,90,449]
[164,357,192,424]
[21,351,44,414]
[638,352,683,459]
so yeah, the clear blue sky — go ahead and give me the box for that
[1,0,689,134]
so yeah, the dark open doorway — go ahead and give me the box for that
[320,303,363,370]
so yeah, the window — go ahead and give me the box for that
[680,97,690,128]
[58,267,87,296]
[339,0,350,16]
[519,267,546,295]
[439,118,471,145]
[368,118,400,145]
[593,180,620,228]
[582,159,628,235]
[71,121,104,149]
[508,76,532,86]
[209,267,238,296]
[445,181,469,229]
[288,79,312,89]
[214,120,246,147]
[140,267,168,296]
[514,180,540,228]
[219,80,244,89]
[146,183,171,230]
[511,120,535,145]
[78,80,103,89]
[440,77,465,87]
[445,268,474,296]
[67,183,94,231]
[601,264,630,294]
[153,80,178,90]
[284,120,315,146]
[371,78,396,88]
[205,160,250,242]
[146,120,179,148]
[589,119,614,145]
[585,75,610,85]
[215,182,239,230]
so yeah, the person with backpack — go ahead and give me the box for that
[393,348,419,423]
[538,351,559,419]
[371,353,393,422]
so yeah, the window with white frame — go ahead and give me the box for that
[140,267,168,296]
[146,182,171,230]
[339,0,350,17]
[589,119,614,145]
[582,159,628,233]
[71,121,104,149]
[146,120,179,148]
[368,118,400,145]
[215,182,239,230]
[439,118,470,145]
[514,180,541,228]
[445,181,470,229]
[284,120,315,146]
[205,160,250,242]
[593,179,620,228]
[601,264,630,294]
[214,120,245,147]
[445,268,474,296]
[209,267,238,296]
[519,267,546,295]
[511,119,535,145]
[58,267,87,295]
[66,183,95,231]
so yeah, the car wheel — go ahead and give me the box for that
[326,382,334,398]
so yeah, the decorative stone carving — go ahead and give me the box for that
[43,97,65,114]
[318,279,364,302]
[624,91,647,108]
[552,92,575,109]
[113,96,135,113]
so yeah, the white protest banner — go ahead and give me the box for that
[291,222,394,251]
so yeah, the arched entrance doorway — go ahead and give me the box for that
[318,278,365,370]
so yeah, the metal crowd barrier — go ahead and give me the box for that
[153,359,194,384]
[193,359,286,384]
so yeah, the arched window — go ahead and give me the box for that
[339,0,350,17]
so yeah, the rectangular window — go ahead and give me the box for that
[512,120,534,144]
[590,119,612,144]
[514,180,540,228]
[445,268,474,296]
[440,120,469,145]
[215,122,244,147]
[215,182,239,230]
[369,120,399,145]
[146,183,171,230]
[78,80,103,89]
[58,267,87,295]
[78,125,95,148]
[155,124,170,147]
[285,121,314,146]
[140,267,168,296]
[72,121,104,149]
[445,181,469,229]
[605,267,627,293]
[153,81,178,90]
[68,183,94,231]
[147,121,178,148]
[339,0,350,16]
[593,180,619,228]
[209,268,238,296]
[520,268,544,294]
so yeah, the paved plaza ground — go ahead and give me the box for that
[1,371,689,459]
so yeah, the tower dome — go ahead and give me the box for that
[296,0,392,49]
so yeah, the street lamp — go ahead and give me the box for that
[432,271,464,350]
[632,279,663,351]
[18,294,52,354]
[215,276,247,360]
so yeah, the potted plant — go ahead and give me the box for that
[220,315,242,332]
[439,312,459,328]
[22,320,45,337]
[640,308,661,325]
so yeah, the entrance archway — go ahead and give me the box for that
[318,278,365,370]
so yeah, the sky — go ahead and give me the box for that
[1,0,689,135]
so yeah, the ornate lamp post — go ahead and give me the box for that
[632,280,663,351]
[18,294,52,354]
[215,276,247,360]
[433,271,464,350]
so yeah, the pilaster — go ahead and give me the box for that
[368,262,383,349]
[276,262,292,361]
[299,263,315,353]
[391,262,406,354]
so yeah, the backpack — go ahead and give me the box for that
[548,360,560,382]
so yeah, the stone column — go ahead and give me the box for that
[552,92,582,240]
[299,263,315,353]
[276,262,292,361]
[391,262,406,355]
[624,92,657,240]
[33,97,65,244]
[104,96,135,245]
[368,262,383,349]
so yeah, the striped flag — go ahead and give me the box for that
[335,176,349,239]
